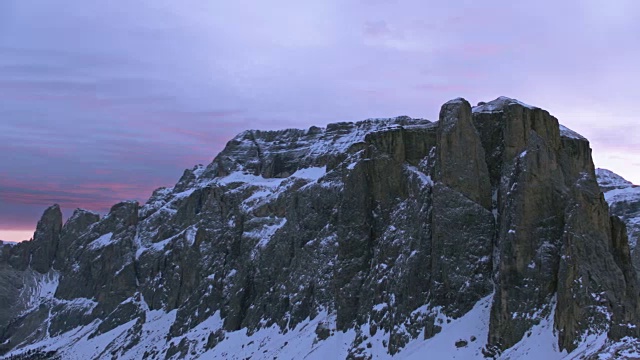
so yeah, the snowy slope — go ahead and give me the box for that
[4,291,637,360]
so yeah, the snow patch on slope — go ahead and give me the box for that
[559,125,586,140]
[291,166,326,180]
[248,217,287,248]
[398,295,492,359]
[405,165,433,186]
[603,186,640,204]
[21,271,59,312]
[87,232,113,250]
[4,296,178,360]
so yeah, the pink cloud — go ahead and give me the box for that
[0,176,163,212]
[0,230,33,242]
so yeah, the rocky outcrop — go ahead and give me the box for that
[0,99,638,359]
[436,98,491,208]
[0,205,63,354]
[30,204,62,274]
[430,99,494,319]
[472,97,640,352]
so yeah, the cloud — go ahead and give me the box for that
[0,175,159,208]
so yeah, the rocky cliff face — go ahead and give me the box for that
[1,97,639,360]
[596,168,640,276]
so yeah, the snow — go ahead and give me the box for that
[192,164,206,178]
[198,311,357,360]
[499,306,566,360]
[473,96,537,113]
[247,217,288,248]
[22,271,59,310]
[217,171,285,188]
[243,189,274,203]
[185,226,198,246]
[405,165,433,186]
[5,288,636,360]
[290,166,326,181]
[87,232,113,250]
[196,295,495,360]
[5,295,179,360]
[172,188,197,200]
[63,297,98,313]
[74,320,138,359]
[444,97,468,105]
[399,295,492,360]
[559,125,586,140]
[372,303,388,312]
[596,168,634,189]
[603,185,640,203]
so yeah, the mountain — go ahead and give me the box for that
[596,169,640,275]
[1,97,639,360]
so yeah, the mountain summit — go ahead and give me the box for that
[1,97,639,359]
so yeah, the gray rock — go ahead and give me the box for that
[30,204,63,274]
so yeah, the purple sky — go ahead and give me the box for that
[1,1,639,241]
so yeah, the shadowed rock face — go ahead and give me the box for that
[0,98,638,358]
[30,204,63,274]
[436,98,492,209]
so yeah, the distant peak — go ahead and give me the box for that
[596,168,634,191]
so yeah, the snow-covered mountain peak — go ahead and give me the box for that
[472,96,538,113]
[2,98,639,359]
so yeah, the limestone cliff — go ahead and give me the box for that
[0,97,638,360]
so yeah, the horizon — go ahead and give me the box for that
[2,0,639,241]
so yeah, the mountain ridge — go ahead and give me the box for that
[1,96,639,359]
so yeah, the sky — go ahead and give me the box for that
[1,0,639,242]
